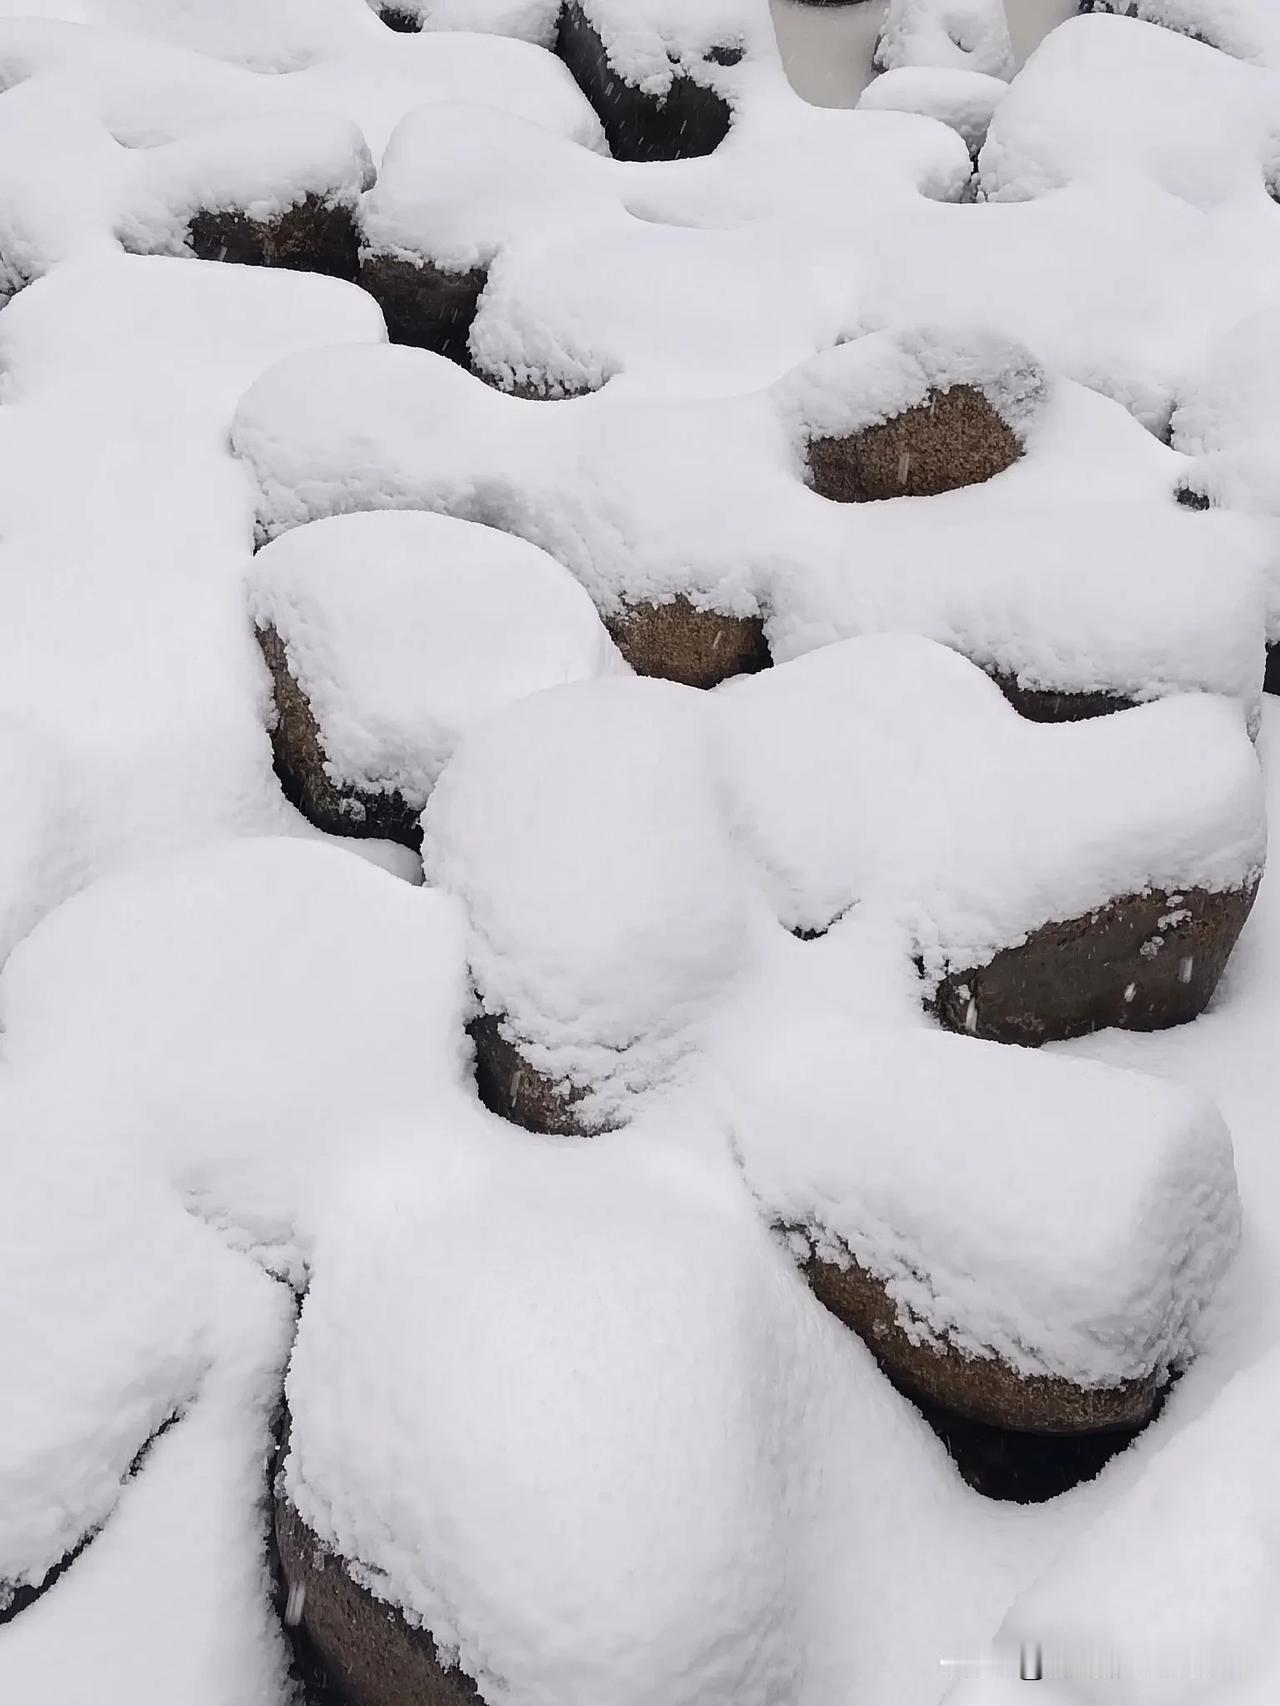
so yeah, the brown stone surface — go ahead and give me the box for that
[468,1013,600,1136]
[469,364,599,402]
[257,625,424,850]
[606,596,771,689]
[556,1,733,162]
[276,1493,480,1706]
[806,384,1022,503]
[931,881,1258,1046]
[358,252,487,361]
[987,670,1136,723]
[799,1240,1159,1433]
[188,195,359,281]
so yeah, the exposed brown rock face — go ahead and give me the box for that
[986,670,1136,723]
[556,2,733,162]
[276,1493,481,1706]
[806,384,1023,502]
[358,253,488,361]
[798,1241,1159,1433]
[187,196,359,281]
[257,625,424,850]
[468,364,600,402]
[605,597,771,689]
[468,1013,598,1136]
[931,881,1258,1046]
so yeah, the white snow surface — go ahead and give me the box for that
[423,639,1264,1118]
[233,333,1270,710]
[857,65,1011,153]
[0,16,602,293]
[5,3,1280,1704]
[286,1145,811,1706]
[248,510,627,806]
[729,1024,1239,1386]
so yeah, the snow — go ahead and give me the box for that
[0,253,401,923]
[1079,0,1280,69]
[857,66,1011,154]
[0,17,602,293]
[1171,308,1280,639]
[233,333,1270,711]
[6,2,1280,1703]
[248,510,627,809]
[0,837,474,1271]
[727,1024,1239,1387]
[967,1342,1280,1703]
[877,0,1015,78]
[285,1144,811,1706]
[424,637,1264,1121]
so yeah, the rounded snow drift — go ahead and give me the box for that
[732,1028,1241,1445]
[249,510,625,848]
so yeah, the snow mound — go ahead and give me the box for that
[285,1143,811,1705]
[248,510,627,812]
[232,334,1269,711]
[876,0,1014,79]
[729,1022,1239,1389]
[972,1343,1280,1703]
[1172,307,1280,640]
[0,15,602,293]
[0,253,390,883]
[360,93,969,393]
[979,13,1280,206]
[1079,0,1280,70]
[424,637,1263,1119]
[856,65,1011,154]
[0,720,81,970]
[0,836,474,1266]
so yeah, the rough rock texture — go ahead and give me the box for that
[805,384,1023,502]
[468,1013,599,1137]
[276,1492,481,1706]
[799,1241,1160,1433]
[931,882,1259,1046]
[188,196,359,282]
[257,625,424,850]
[378,5,421,29]
[469,363,599,401]
[358,253,487,362]
[605,597,771,688]
[987,670,1135,723]
[555,1,733,162]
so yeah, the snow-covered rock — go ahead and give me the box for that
[248,510,627,843]
[233,331,1270,713]
[424,638,1263,1129]
[730,1022,1240,1427]
[283,1143,814,1705]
